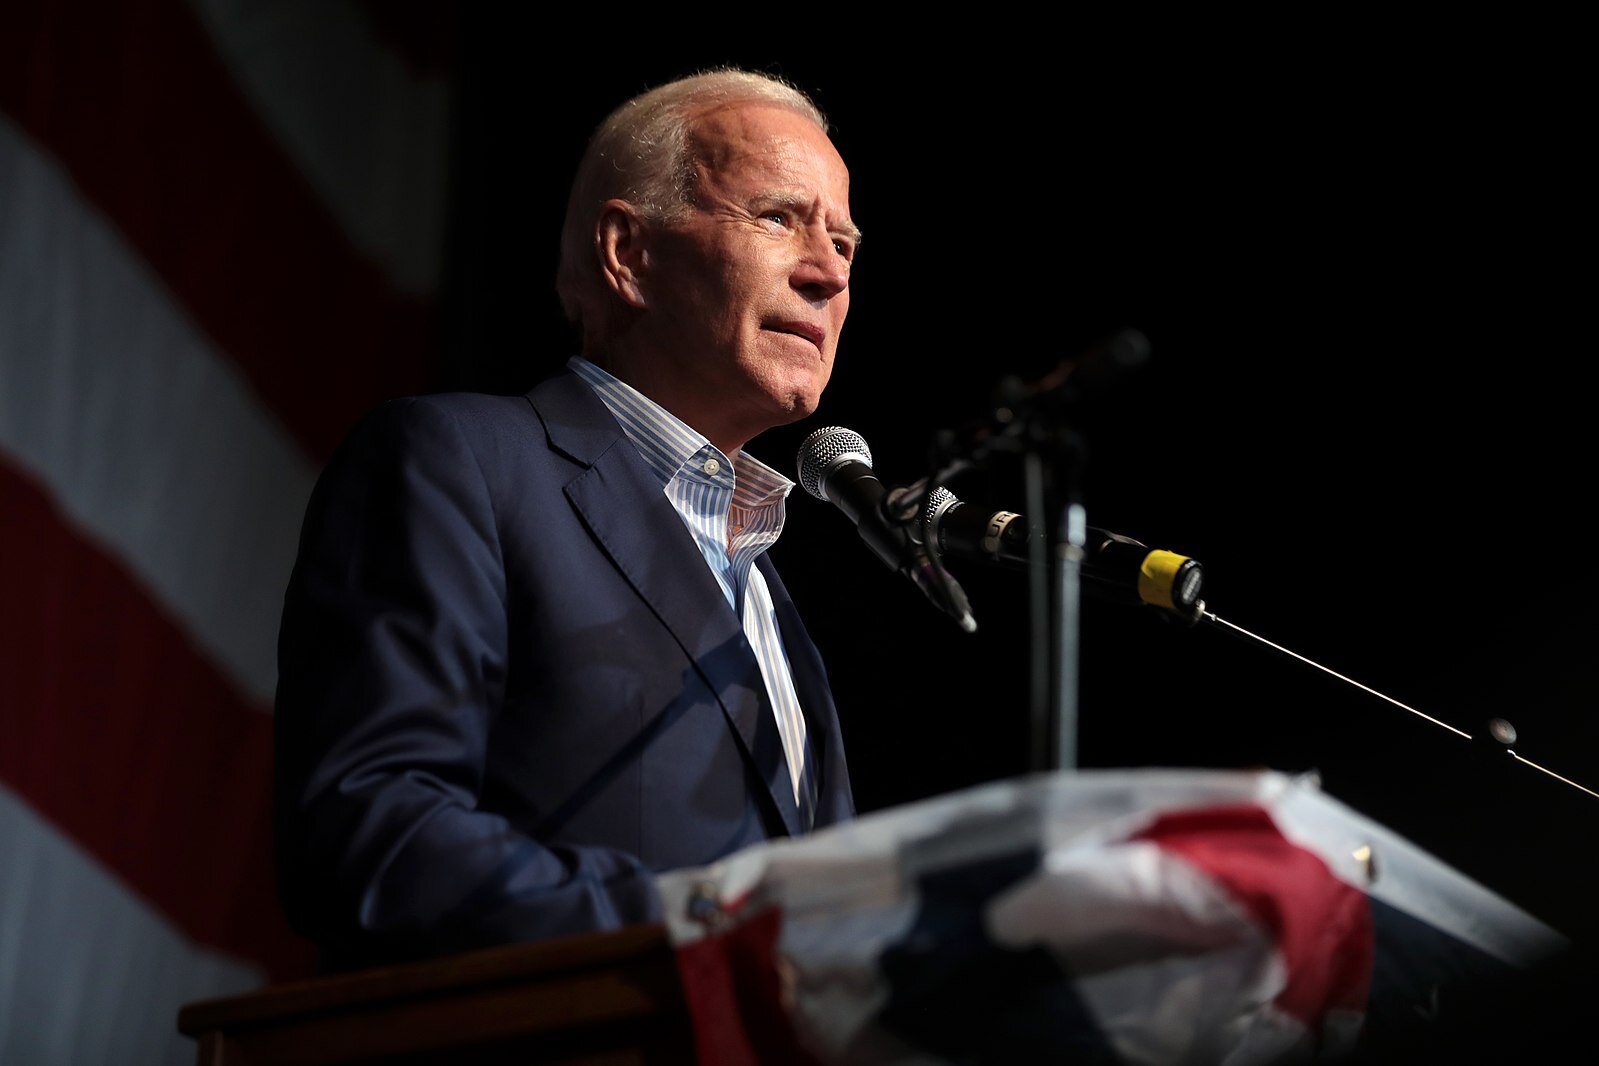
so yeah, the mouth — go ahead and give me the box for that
[764,320,826,351]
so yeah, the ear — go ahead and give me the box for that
[595,199,651,310]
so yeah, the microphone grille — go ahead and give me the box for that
[921,485,961,548]
[796,426,872,501]
[923,485,957,525]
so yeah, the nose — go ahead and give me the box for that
[792,225,849,304]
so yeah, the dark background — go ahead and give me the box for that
[438,27,1596,944]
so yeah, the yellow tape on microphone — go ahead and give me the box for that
[1136,550,1192,610]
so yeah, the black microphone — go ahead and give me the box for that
[917,486,1205,620]
[797,428,977,632]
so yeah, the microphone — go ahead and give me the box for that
[918,487,1205,620]
[797,428,977,632]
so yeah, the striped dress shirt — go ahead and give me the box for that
[569,357,816,825]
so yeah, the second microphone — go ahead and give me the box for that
[916,487,1205,619]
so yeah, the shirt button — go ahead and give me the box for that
[702,458,721,475]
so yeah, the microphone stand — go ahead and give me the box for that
[1022,422,1087,773]
[913,438,1085,771]
[925,330,1150,773]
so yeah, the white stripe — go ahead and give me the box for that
[0,115,318,705]
[988,839,1315,1063]
[187,0,449,295]
[0,784,263,1066]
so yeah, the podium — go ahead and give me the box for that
[182,771,1571,1064]
[176,923,692,1064]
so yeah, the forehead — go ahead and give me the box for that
[687,104,850,202]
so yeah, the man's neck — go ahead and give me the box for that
[583,346,754,459]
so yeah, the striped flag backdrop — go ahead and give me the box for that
[0,2,450,1061]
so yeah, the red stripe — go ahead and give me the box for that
[1136,804,1374,1031]
[673,905,820,1066]
[0,0,434,463]
[0,457,315,980]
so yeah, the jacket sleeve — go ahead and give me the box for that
[273,397,660,968]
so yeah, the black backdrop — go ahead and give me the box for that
[435,26,1596,944]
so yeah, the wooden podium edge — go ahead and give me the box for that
[176,922,689,1065]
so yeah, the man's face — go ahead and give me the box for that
[640,103,856,451]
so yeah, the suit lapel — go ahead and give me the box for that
[760,555,854,827]
[528,372,805,837]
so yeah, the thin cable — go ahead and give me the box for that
[1509,752,1599,800]
[1206,610,1599,802]
[1203,610,1474,740]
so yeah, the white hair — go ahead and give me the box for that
[555,69,829,339]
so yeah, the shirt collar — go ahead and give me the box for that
[569,356,794,507]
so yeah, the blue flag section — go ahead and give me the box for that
[1353,900,1586,1063]
[874,847,1117,1063]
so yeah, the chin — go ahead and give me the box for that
[778,381,828,423]
[756,370,827,415]
[736,359,832,438]
[753,397,815,434]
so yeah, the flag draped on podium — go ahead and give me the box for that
[0,4,448,1062]
[659,770,1565,1065]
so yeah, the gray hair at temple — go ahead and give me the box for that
[555,69,829,339]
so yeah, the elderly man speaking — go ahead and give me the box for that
[274,69,859,971]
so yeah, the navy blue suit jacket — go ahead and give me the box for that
[274,370,854,969]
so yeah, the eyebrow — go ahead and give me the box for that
[760,193,862,246]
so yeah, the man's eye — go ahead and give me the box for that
[761,211,789,225]
[833,239,853,258]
